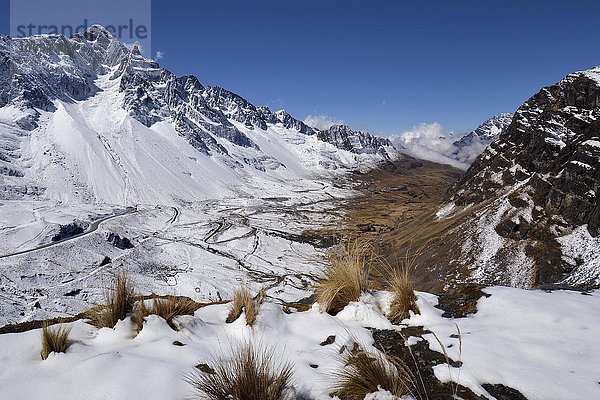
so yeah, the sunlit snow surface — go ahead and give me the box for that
[0,288,598,400]
[410,287,600,400]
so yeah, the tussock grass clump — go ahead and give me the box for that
[387,268,420,323]
[315,239,373,313]
[87,271,136,328]
[133,296,201,331]
[226,287,264,326]
[186,342,293,400]
[332,343,417,400]
[40,322,71,360]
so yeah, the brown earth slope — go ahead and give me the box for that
[315,156,468,292]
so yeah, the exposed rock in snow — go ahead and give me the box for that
[443,65,600,287]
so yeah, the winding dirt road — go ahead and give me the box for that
[0,207,137,260]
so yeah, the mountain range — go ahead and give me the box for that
[0,25,597,294]
[0,25,395,205]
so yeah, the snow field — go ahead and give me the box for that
[1,287,598,400]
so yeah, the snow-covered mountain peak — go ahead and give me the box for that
[471,112,513,140]
[579,65,600,84]
[83,24,115,40]
[0,26,398,205]
[448,112,513,165]
[455,113,513,145]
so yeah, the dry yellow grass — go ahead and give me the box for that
[87,271,136,328]
[133,296,201,331]
[226,287,264,326]
[186,342,293,400]
[387,268,420,323]
[315,239,373,313]
[332,343,418,400]
[40,322,71,360]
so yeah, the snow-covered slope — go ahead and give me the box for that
[1,287,598,400]
[0,26,397,205]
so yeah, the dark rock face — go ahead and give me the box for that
[273,109,316,134]
[204,86,269,131]
[451,72,599,236]
[106,233,134,250]
[52,222,86,242]
[446,67,600,287]
[317,124,394,157]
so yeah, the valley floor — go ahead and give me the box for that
[0,186,343,326]
[1,159,599,400]
[0,156,463,327]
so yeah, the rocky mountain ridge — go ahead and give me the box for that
[451,112,513,164]
[0,26,397,204]
[374,65,599,291]
[442,66,599,287]
[0,26,393,157]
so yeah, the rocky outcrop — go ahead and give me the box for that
[273,109,316,134]
[444,66,600,287]
[317,124,394,157]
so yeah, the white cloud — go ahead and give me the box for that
[303,114,345,130]
[154,51,165,60]
[390,122,469,170]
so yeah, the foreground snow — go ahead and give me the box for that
[409,287,600,400]
[0,287,598,400]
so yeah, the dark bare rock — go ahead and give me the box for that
[372,328,529,400]
[320,335,336,346]
[317,124,394,157]
[436,284,491,318]
[51,222,86,242]
[444,67,600,288]
[106,233,134,250]
[482,384,528,400]
[451,70,599,236]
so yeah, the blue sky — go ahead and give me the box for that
[1,0,600,135]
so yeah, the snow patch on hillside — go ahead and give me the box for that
[558,225,600,286]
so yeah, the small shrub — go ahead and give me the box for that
[41,322,71,360]
[87,271,136,328]
[132,297,150,332]
[226,287,264,326]
[134,296,201,331]
[315,239,373,313]
[186,342,294,400]
[387,268,420,323]
[332,343,417,400]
